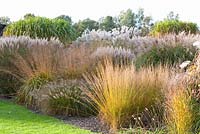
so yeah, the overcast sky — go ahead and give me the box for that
[0,0,200,25]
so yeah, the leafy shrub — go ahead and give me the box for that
[3,17,76,44]
[151,20,198,36]
[135,44,196,68]
[84,60,171,130]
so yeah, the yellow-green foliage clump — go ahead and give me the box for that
[166,86,194,134]
[84,60,171,130]
[150,20,198,36]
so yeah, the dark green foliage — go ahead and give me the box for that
[24,13,35,19]
[0,16,11,25]
[74,18,99,37]
[55,15,72,24]
[135,44,196,68]
[0,24,6,36]
[151,20,199,36]
[165,11,179,21]
[0,73,22,96]
[119,9,135,27]
[100,16,117,31]
[4,17,76,44]
[119,8,153,36]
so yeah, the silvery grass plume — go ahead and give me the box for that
[0,36,63,81]
[75,29,200,57]
[91,46,135,61]
[76,26,135,43]
[193,41,200,49]
[179,61,191,69]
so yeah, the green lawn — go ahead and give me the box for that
[0,100,91,134]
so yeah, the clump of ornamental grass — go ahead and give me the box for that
[165,85,194,134]
[76,29,199,56]
[135,44,196,69]
[46,79,95,116]
[0,37,99,109]
[0,36,62,80]
[0,36,63,106]
[91,46,135,65]
[60,45,95,79]
[132,105,165,131]
[17,72,53,107]
[15,44,63,107]
[0,36,31,95]
[83,60,171,131]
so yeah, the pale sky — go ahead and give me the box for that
[0,0,200,25]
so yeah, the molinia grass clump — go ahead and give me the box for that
[166,85,194,134]
[84,60,171,130]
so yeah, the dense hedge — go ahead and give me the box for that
[150,20,199,36]
[3,17,76,44]
[0,24,6,36]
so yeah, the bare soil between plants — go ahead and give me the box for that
[57,116,110,134]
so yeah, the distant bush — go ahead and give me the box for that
[135,44,196,68]
[151,20,199,36]
[3,17,76,44]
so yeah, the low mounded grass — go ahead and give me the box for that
[0,100,90,134]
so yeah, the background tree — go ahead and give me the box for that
[134,8,153,36]
[0,16,11,25]
[24,13,35,19]
[99,16,117,31]
[55,15,72,24]
[74,18,99,37]
[165,11,179,20]
[119,9,135,27]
